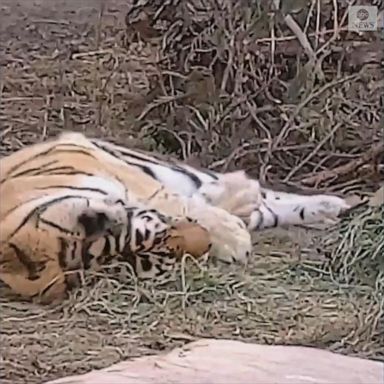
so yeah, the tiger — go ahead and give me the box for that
[0,131,350,304]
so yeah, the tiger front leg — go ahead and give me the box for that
[144,190,252,264]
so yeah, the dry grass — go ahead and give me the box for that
[0,1,383,383]
[1,241,382,383]
[325,202,384,291]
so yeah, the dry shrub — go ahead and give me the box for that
[123,0,383,192]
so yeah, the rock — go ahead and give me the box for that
[46,338,383,384]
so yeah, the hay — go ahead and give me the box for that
[325,202,384,290]
[2,244,383,383]
[315,196,384,364]
[0,0,383,383]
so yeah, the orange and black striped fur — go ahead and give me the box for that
[0,132,350,304]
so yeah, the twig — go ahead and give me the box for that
[272,0,316,63]
[220,35,235,93]
[284,14,317,63]
[71,49,112,59]
[42,94,52,140]
[31,19,69,25]
[1,97,45,102]
[315,0,321,49]
[303,0,317,35]
[253,27,350,45]
[316,0,355,56]
[95,0,105,50]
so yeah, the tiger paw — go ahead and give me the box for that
[188,203,252,264]
[209,210,252,264]
[304,195,351,224]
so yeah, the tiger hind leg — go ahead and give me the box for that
[195,171,263,229]
[194,172,350,230]
[248,190,351,230]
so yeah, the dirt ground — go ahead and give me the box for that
[0,1,382,383]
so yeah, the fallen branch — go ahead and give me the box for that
[299,142,384,186]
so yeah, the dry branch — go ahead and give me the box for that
[300,142,384,187]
